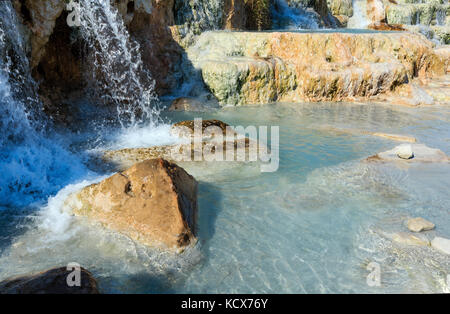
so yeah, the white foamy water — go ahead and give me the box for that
[348,0,369,29]
[79,0,160,128]
[0,1,87,207]
[104,123,181,150]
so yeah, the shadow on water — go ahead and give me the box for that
[197,182,223,246]
[99,272,177,294]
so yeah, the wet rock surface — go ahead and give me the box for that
[188,31,445,106]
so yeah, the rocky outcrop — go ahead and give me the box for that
[66,159,198,249]
[367,144,449,163]
[187,31,446,105]
[385,0,450,44]
[0,267,99,294]
[327,0,353,26]
[13,0,273,109]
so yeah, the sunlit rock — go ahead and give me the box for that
[0,267,99,294]
[396,144,414,160]
[431,237,450,255]
[407,217,435,233]
[187,31,445,106]
[392,232,430,246]
[66,159,198,249]
[327,0,353,25]
[367,144,449,163]
[367,0,386,25]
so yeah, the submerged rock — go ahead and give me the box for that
[407,217,435,233]
[0,267,99,294]
[392,232,430,247]
[187,31,446,106]
[431,237,450,255]
[367,144,449,163]
[66,159,198,249]
[370,133,416,143]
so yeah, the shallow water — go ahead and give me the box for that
[0,102,449,293]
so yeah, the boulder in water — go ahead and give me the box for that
[407,217,435,233]
[0,267,98,294]
[431,237,450,255]
[66,159,198,249]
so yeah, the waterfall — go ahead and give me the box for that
[271,0,320,30]
[78,0,159,128]
[347,0,369,29]
[0,1,85,207]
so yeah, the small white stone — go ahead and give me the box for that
[392,232,430,246]
[407,217,435,232]
[396,144,414,160]
[431,237,450,255]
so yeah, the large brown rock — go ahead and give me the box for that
[0,267,99,294]
[66,159,198,249]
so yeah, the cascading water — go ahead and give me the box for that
[0,1,86,207]
[347,0,369,29]
[271,0,320,30]
[78,0,160,129]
